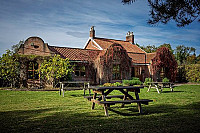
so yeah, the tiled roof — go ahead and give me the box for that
[93,37,146,53]
[146,52,156,63]
[49,46,101,61]
[128,52,146,64]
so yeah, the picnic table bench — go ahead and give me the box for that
[59,81,91,97]
[147,82,174,94]
[85,86,153,116]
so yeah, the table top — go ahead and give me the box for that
[147,82,172,84]
[90,86,144,90]
[59,81,90,84]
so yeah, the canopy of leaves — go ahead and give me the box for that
[152,47,178,82]
[175,45,196,65]
[39,55,73,82]
[122,0,200,27]
[185,64,200,82]
[0,50,20,87]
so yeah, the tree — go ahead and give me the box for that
[0,50,20,87]
[175,45,196,65]
[152,47,178,82]
[140,44,157,53]
[158,43,174,53]
[39,54,73,87]
[122,0,200,27]
[11,40,24,53]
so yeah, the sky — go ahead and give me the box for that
[0,0,200,56]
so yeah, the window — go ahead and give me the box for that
[28,61,39,79]
[112,64,121,80]
[75,66,85,77]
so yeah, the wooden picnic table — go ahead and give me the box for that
[59,81,91,97]
[147,82,174,94]
[85,86,153,116]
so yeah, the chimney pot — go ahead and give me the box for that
[126,31,134,44]
[90,26,95,38]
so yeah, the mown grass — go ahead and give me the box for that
[0,85,200,133]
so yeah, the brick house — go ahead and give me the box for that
[18,27,156,88]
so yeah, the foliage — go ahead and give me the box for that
[11,40,24,53]
[112,82,123,86]
[140,44,157,53]
[152,47,177,82]
[0,50,20,87]
[144,77,152,86]
[122,77,142,86]
[139,43,173,53]
[185,64,200,82]
[175,45,196,65]
[99,43,131,82]
[39,54,73,86]
[158,43,174,53]
[122,0,200,27]
[102,82,123,87]
[162,77,169,83]
[103,83,113,87]
[186,55,197,64]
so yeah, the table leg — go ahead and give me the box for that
[92,92,97,110]
[170,84,173,92]
[121,89,128,108]
[147,84,151,92]
[102,92,109,116]
[135,91,142,114]
[59,82,62,95]
[155,84,160,94]
[62,83,64,97]
[104,106,109,117]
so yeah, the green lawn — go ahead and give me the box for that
[0,85,200,133]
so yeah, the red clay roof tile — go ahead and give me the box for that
[93,37,146,53]
[49,46,101,61]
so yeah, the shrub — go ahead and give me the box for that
[185,64,200,83]
[112,82,122,86]
[122,77,142,86]
[162,77,169,83]
[144,78,152,86]
[103,83,113,87]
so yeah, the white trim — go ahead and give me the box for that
[83,37,103,50]
[83,37,91,49]
[91,39,103,50]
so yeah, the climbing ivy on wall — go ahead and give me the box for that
[98,43,132,82]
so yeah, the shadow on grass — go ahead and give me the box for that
[161,90,184,93]
[0,102,200,133]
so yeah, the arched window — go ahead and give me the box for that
[28,61,39,79]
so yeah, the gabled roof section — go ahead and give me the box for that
[128,52,146,64]
[92,37,146,53]
[49,46,101,62]
[146,52,156,63]
[84,37,103,50]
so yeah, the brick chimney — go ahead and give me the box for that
[90,26,95,38]
[126,31,134,44]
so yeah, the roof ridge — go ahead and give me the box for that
[49,45,101,51]
[94,37,128,42]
